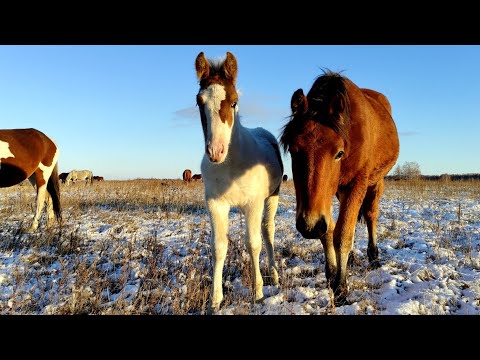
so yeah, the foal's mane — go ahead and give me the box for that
[198,55,235,86]
[280,69,351,153]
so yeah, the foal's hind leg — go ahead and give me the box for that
[245,200,266,302]
[362,180,385,269]
[262,194,279,285]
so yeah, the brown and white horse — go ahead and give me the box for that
[195,51,284,313]
[280,70,399,306]
[0,128,62,232]
[192,174,202,181]
[182,169,192,183]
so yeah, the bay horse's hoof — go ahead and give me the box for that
[368,259,381,270]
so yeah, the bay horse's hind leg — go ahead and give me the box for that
[262,194,279,286]
[361,180,385,269]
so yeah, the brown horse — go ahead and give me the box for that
[0,128,62,232]
[59,172,69,184]
[280,70,399,305]
[182,169,192,183]
[192,174,202,181]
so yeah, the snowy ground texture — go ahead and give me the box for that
[0,179,479,315]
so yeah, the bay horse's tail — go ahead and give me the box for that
[47,163,62,222]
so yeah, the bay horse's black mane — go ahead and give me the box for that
[280,69,351,153]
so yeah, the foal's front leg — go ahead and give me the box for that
[244,201,265,303]
[207,199,230,313]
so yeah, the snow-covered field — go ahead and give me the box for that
[0,179,479,315]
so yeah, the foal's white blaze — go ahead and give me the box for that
[0,140,15,161]
[200,83,232,163]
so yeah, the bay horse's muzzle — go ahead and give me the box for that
[296,214,328,239]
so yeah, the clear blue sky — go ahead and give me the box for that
[0,45,478,180]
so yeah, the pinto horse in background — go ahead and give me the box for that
[182,169,192,183]
[65,169,93,185]
[195,51,284,313]
[192,174,202,181]
[280,70,399,305]
[0,128,62,232]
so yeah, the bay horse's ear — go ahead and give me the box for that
[196,52,210,81]
[224,52,238,84]
[291,89,308,115]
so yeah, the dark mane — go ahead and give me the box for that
[280,69,351,153]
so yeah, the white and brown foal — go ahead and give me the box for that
[195,52,284,313]
[0,128,61,232]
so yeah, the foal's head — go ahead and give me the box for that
[280,71,350,239]
[195,51,239,164]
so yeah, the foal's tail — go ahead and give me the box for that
[47,163,62,222]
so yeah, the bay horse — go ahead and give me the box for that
[280,70,399,306]
[182,169,192,183]
[195,51,284,313]
[0,128,62,232]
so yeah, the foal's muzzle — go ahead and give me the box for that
[206,143,226,163]
[296,214,328,239]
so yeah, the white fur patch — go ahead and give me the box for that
[200,84,232,159]
[0,140,15,161]
[38,147,59,183]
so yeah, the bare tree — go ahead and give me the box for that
[393,161,422,180]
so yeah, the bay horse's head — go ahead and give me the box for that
[195,51,239,164]
[280,71,350,239]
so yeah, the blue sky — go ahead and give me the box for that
[0,45,478,180]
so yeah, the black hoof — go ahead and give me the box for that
[368,259,381,270]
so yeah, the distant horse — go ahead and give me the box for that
[280,70,399,305]
[192,174,202,181]
[59,172,69,184]
[0,128,62,232]
[282,174,288,182]
[93,176,104,181]
[195,51,284,313]
[65,169,93,185]
[182,169,192,183]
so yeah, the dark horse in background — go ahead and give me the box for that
[0,128,62,232]
[280,70,399,305]
[182,169,192,183]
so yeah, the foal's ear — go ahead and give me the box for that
[224,52,238,84]
[291,89,308,115]
[195,52,210,81]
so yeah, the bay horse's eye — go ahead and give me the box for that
[335,150,345,160]
[231,102,237,108]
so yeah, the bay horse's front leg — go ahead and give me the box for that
[206,199,230,314]
[245,201,265,303]
[320,213,336,288]
[332,181,367,306]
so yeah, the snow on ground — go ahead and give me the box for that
[0,180,479,314]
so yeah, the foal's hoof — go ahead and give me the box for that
[333,293,349,307]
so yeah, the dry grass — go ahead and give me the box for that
[0,178,479,314]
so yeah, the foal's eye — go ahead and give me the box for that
[335,150,345,160]
[231,102,237,108]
